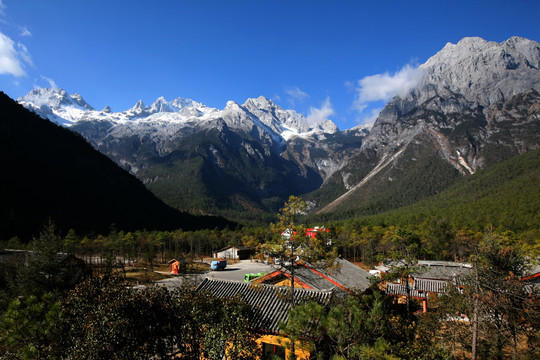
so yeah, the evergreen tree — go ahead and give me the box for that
[15,220,88,298]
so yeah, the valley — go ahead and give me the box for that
[16,36,540,226]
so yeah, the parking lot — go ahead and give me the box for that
[151,260,276,289]
[206,259,276,281]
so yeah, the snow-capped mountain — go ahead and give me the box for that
[314,36,540,214]
[18,88,95,126]
[18,36,540,222]
[19,88,363,221]
[19,89,337,140]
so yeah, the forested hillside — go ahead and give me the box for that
[318,147,540,234]
[0,92,232,241]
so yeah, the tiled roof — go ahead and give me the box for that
[414,278,449,293]
[325,258,373,291]
[292,266,335,290]
[386,283,428,298]
[196,278,334,334]
[381,261,472,297]
[415,261,472,281]
[258,258,373,292]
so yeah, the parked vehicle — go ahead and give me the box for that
[244,272,265,282]
[210,260,227,271]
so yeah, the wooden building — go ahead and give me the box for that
[378,260,472,313]
[196,278,334,359]
[213,246,255,260]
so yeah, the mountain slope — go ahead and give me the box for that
[312,36,540,216]
[19,89,367,222]
[0,92,232,240]
[336,147,540,233]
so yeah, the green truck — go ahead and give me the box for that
[244,272,265,282]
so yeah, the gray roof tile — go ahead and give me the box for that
[196,278,334,334]
[260,258,373,292]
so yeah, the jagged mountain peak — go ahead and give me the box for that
[170,96,206,110]
[18,87,340,139]
[222,101,248,121]
[455,36,492,49]
[132,99,146,110]
[425,36,540,70]
[19,87,94,111]
[361,36,540,134]
[242,95,276,110]
[365,36,540,151]
[224,100,242,109]
[149,96,174,113]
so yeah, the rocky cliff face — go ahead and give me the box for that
[315,37,540,215]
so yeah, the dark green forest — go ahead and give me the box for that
[312,147,540,235]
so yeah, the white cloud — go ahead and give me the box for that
[306,97,334,125]
[0,32,27,77]
[353,64,425,112]
[359,107,382,126]
[285,86,309,105]
[20,26,32,37]
[40,75,57,88]
[0,1,5,16]
[16,42,33,66]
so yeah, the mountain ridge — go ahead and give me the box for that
[17,36,540,223]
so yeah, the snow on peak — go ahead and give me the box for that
[149,96,175,113]
[225,100,240,108]
[18,87,341,142]
[243,96,275,110]
[222,101,248,122]
[18,87,94,111]
[18,88,95,126]
[133,99,146,110]
[170,97,206,109]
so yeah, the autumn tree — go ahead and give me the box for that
[432,230,539,360]
[468,231,539,360]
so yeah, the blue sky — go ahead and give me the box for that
[1,0,539,130]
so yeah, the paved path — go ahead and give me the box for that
[150,260,276,289]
